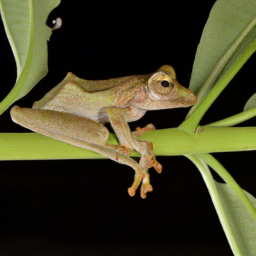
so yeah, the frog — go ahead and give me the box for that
[10,65,196,198]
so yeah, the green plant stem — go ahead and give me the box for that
[2,126,256,160]
[206,107,256,127]
[179,38,256,134]
[197,153,256,222]
[185,154,242,256]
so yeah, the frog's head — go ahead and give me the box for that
[132,65,197,110]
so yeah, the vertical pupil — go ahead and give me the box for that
[161,80,169,87]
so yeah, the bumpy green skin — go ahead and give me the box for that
[10,65,196,198]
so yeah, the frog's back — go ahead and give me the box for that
[33,72,133,109]
[74,73,134,92]
[32,72,146,123]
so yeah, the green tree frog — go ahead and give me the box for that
[10,65,196,198]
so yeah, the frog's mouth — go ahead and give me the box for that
[172,80,197,107]
[173,92,197,107]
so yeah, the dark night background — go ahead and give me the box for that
[0,1,256,255]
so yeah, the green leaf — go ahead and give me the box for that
[187,154,256,256]
[197,153,256,222]
[179,0,256,134]
[215,183,256,256]
[0,0,60,114]
[244,93,256,111]
[189,0,256,100]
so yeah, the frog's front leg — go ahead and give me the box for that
[10,106,144,196]
[106,107,162,198]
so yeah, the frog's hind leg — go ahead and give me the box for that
[10,106,143,197]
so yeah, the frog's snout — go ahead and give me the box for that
[174,87,197,107]
[186,91,197,105]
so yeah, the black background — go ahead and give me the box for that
[0,1,256,255]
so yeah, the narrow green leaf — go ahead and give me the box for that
[244,93,256,111]
[215,183,256,256]
[189,0,256,98]
[0,0,60,114]
[186,154,242,256]
[180,0,256,132]
[197,153,256,222]
[187,154,256,256]
[179,39,256,132]
[196,153,256,255]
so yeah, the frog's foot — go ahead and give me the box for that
[127,168,154,198]
[139,141,162,174]
[140,170,153,199]
[132,123,156,137]
[128,171,143,197]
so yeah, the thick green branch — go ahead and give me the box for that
[1,126,256,160]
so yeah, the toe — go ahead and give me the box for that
[140,184,153,199]
[154,162,162,173]
[128,187,136,197]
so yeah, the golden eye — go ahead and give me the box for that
[155,80,174,94]
[147,71,175,100]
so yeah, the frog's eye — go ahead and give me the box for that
[155,79,174,94]
[148,71,175,100]
[160,80,174,89]
[161,80,170,87]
